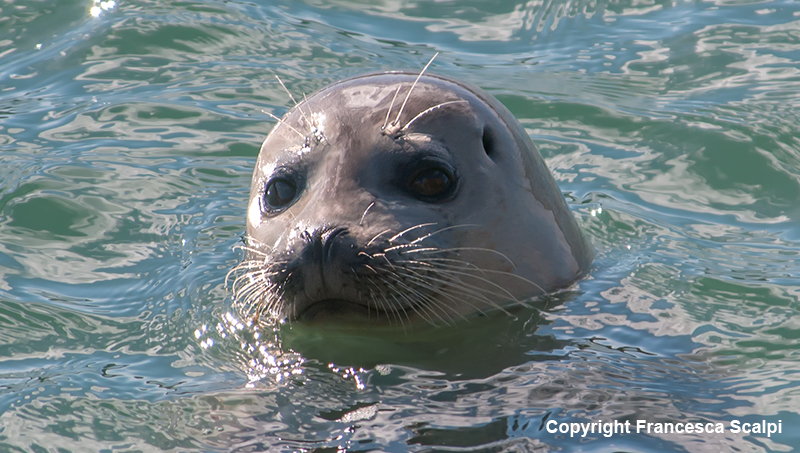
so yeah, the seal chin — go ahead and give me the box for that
[295,298,410,323]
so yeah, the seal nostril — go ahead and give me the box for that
[482,126,496,160]
[298,226,349,262]
[323,227,349,260]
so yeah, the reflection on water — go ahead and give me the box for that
[90,0,116,18]
[197,311,306,387]
[0,0,799,451]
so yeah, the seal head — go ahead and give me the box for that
[234,72,592,326]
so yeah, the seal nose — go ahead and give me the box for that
[295,226,355,300]
[300,226,350,262]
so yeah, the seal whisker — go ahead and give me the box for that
[394,264,500,307]
[275,75,311,128]
[226,264,250,288]
[390,52,439,129]
[401,263,520,304]
[392,267,494,318]
[405,266,518,308]
[233,242,273,255]
[303,92,325,142]
[242,236,274,250]
[383,243,429,254]
[365,279,398,326]
[389,292,416,331]
[380,284,407,330]
[228,259,282,280]
[374,275,417,329]
[227,259,276,274]
[402,293,450,327]
[261,284,290,320]
[410,295,455,327]
[453,267,546,296]
[406,223,481,245]
[233,272,276,304]
[233,248,269,261]
[359,201,375,226]
[389,222,437,243]
[235,280,275,318]
[231,270,259,297]
[367,228,393,247]
[399,277,468,326]
[413,277,508,318]
[239,279,274,302]
[354,275,371,319]
[394,257,485,274]
[262,109,306,141]
[243,287,271,314]
[383,272,454,326]
[382,85,403,131]
[229,267,265,296]
[370,288,386,323]
[402,100,469,132]
[395,247,439,254]
[398,249,545,296]
[229,260,284,300]
[406,246,518,268]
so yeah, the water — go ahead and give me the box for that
[1,0,799,451]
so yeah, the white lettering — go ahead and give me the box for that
[546,418,778,438]
[764,421,782,437]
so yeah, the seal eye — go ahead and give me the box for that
[263,177,298,211]
[409,167,455,200]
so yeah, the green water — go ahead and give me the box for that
[2,0,800,451]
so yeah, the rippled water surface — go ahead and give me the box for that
[2,0,800,451]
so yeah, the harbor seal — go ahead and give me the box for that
[230,67,592,327]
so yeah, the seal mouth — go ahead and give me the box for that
[296,298,412,323]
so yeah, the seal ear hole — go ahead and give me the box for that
[482,126,497,160]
